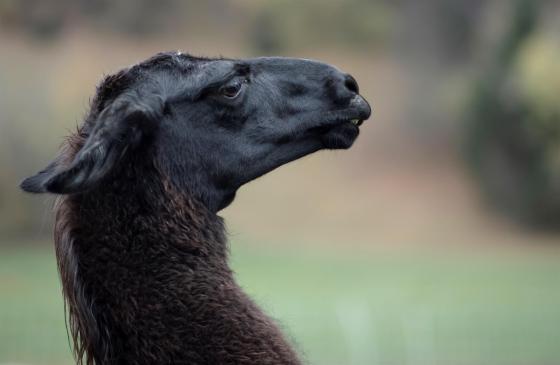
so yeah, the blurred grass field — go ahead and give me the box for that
[1,242,560,365]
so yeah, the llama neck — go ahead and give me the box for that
[54,179,301,365]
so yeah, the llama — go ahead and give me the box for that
[20,52,371,365]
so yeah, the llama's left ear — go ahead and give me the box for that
[20,92,164,194]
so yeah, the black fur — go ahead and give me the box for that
[20,52,371,365]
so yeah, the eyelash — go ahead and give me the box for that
[219,78,248,99]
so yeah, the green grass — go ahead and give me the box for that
[1,243,560,365]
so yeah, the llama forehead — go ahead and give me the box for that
[188,60,237,87]
[98,54,332,90]
[139,55,336,89]
[247,56,339,73]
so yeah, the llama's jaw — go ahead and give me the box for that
[317,121,360,150]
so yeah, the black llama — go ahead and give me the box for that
[21,52,371,365]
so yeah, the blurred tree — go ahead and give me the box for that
[0,0,68,39]
[398,0,486,67]
[465,0,560,229]
[251,8,284,53]
[80,0,181,36]
[249,0,393,53]
[0,0,190,38]
[392,0,487,147]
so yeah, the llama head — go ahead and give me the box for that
[21,52,371,211]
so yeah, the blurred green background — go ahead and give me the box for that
[1,1,560,364]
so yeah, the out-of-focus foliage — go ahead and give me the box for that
[0,0,393,48]
[1,0,560,235]
[516,34,560,127]
[397,0,486,66]
[465,0,560,229]
[250,0,393,53]
[0,0,189,37]
[515,32,560,208]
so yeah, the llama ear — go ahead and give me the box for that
[20,92,164,194]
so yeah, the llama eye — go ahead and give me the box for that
[219,79,246,99]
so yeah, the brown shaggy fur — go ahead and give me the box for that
[52,130,302,364]
[22,52,371,364]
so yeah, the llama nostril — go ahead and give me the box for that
[344,74,359,94]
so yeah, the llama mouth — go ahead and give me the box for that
[307,115,365,135]
[309,94,370,133]
[336,97,370,128]
[294,96,370,147]
[306,118,364,136]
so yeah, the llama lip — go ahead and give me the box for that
[331,103,370,129]
[336,110,367,128]
[306,112,365,136]
[340,96,371,128]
